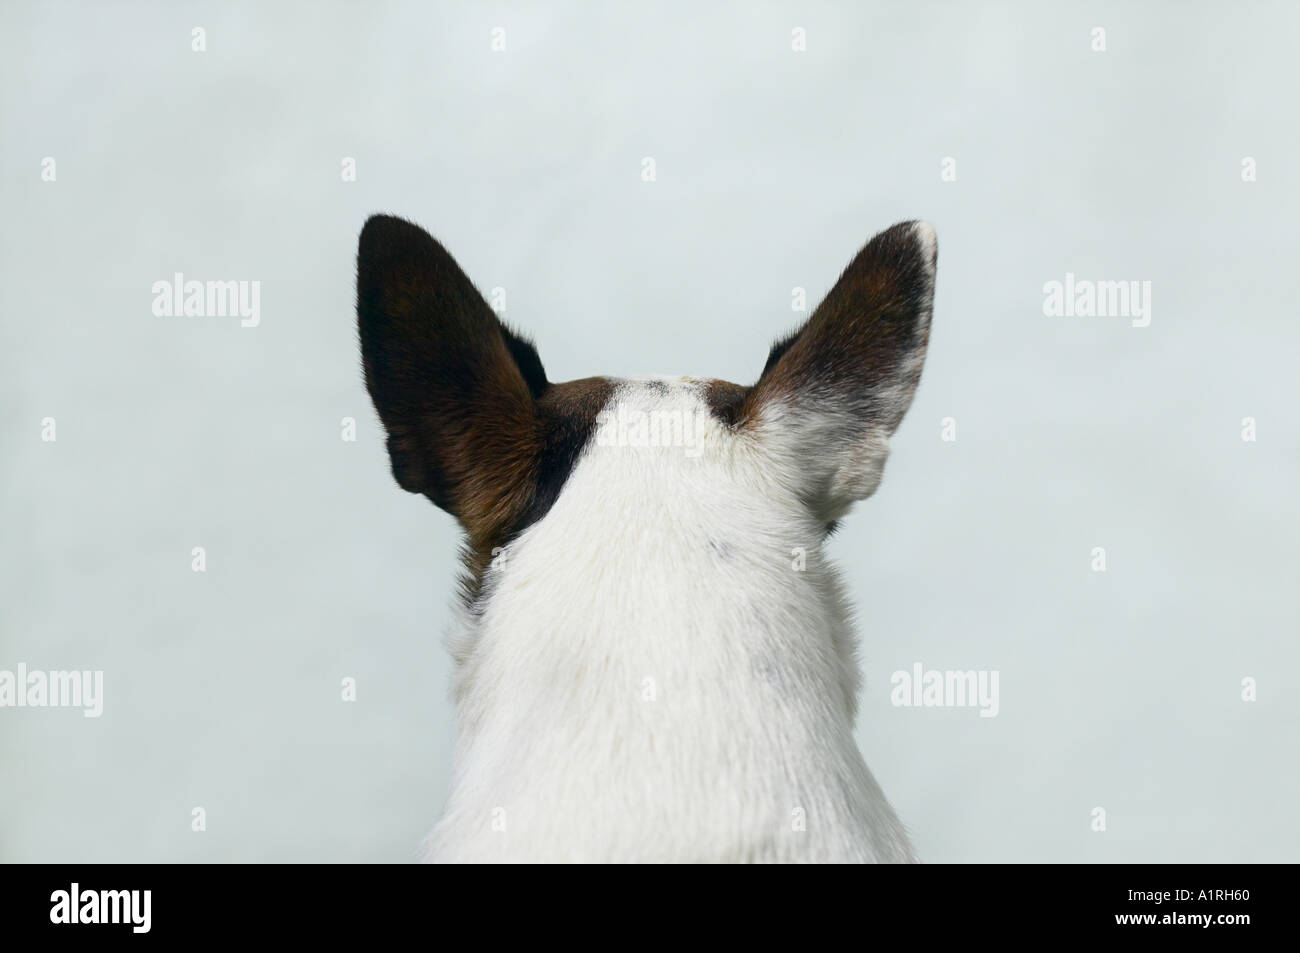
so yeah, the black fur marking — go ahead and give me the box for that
[501,324,549,399]
[521,378,614,542]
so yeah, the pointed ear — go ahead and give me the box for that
[356,215,547,534]
[742,221,937,519]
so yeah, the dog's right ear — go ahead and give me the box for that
[740,221,937,521]
[356,215,547,534]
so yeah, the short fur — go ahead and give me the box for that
[356,214,938,863]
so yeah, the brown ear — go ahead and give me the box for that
[356,214,545,536]
[742,221,937,516]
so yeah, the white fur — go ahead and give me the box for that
[425,378,916,863]
[912,221,937,269]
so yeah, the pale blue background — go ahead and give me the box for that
[2,1,1297,862]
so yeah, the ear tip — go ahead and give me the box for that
[867,220,937,277]
[360,212,409,236]
[903,221,938,273]
[909,220,937,251]
[358,213,436,262]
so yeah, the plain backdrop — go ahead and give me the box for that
[2,1,1297,862]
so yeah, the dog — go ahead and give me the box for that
[356,215,936,862]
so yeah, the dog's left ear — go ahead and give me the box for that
[742,221,937,520]
[355,214,547,537]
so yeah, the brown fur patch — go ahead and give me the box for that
[702,379,751,428]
